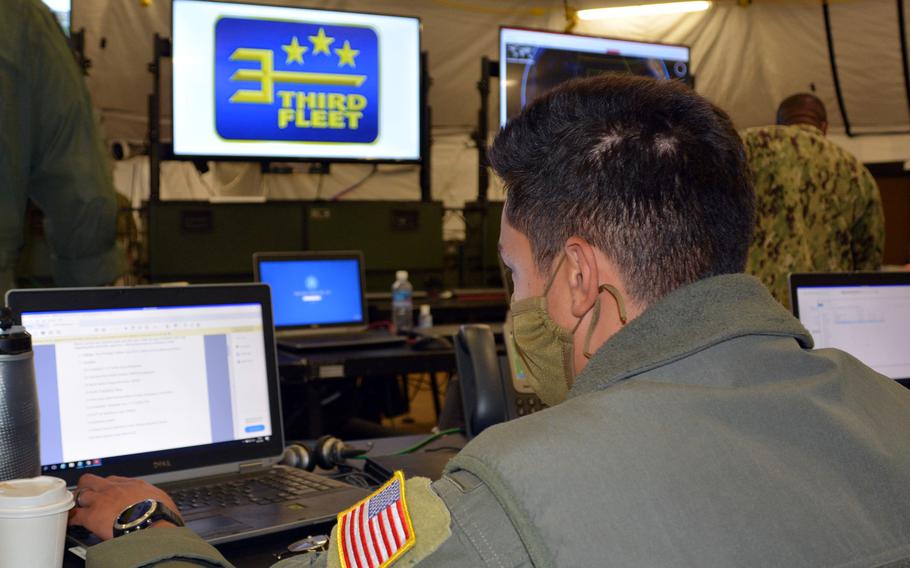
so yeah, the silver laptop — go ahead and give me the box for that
[253,251,405,351]
[5,283,370,545]
[789,272,910,388]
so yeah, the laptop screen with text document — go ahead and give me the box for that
[790,272,910,387]
[6,284,285,486]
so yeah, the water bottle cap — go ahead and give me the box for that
[396,270,408,281]
[0,309,30,356]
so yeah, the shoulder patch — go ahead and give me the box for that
[337,471,415,568]
[330,472,451,568]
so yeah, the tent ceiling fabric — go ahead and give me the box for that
[79,0,910,138]
[826,0,910,133]
[75,0,908,206]
[81,0,565,140]
[78,0,910,139]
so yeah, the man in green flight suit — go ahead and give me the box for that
[742,93,885,308]
[0,0,123,297]
[69,76,910,567]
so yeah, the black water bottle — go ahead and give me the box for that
[0,307,39,481]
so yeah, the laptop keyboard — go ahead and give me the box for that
[168,467,350,513]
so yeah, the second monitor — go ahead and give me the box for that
[499,27,691,126]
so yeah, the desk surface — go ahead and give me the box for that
[64,434,466,568]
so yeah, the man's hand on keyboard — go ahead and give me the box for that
[68,474,182,541]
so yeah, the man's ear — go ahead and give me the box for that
[820,120,828,136]
[564,238,600,319]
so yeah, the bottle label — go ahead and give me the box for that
[392,291,411,303]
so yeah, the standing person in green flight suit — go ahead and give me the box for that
[0,0,123,297]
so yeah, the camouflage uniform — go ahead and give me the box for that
[741,124,885,307]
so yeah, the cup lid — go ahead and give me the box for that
[0,476,73,518]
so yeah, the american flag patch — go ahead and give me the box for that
[337,470,415,568]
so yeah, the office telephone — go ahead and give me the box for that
[454,323,546,438]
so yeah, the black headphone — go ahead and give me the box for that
[279,435,370,471]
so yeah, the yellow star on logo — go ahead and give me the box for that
[309,28,334,56]
[282,36,308,65]
[335,40,359,68]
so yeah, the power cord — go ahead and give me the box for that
[394,428,464,455]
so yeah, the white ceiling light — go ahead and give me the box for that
[576,1,712,19]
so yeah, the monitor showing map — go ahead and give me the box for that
[500,27,690,125]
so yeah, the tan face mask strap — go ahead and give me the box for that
[600,283,628,325]
[542,253,568,297]
[581,296,602,359]
[581,283,628,359]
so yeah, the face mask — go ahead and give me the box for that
[509,254,627,406]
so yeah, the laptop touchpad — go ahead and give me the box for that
[187,515,251,538]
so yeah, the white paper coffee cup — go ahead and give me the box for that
[0,476,74,568]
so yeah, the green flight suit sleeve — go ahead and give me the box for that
[296,472,532,568]
[86,527,234,568]
[418,470,533,567]
[87,472,532,568]
[21,2,124,286]
[851,166,885,270]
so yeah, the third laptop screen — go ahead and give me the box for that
[795,284,910,380]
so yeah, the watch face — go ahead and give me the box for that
[118,499,156,527]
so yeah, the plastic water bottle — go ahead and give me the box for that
[418,304,433,329]
[392,271,413,334]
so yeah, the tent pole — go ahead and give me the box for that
[898,0,910,124]
[822,1,852,136]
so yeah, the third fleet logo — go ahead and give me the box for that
[214,18,379,143]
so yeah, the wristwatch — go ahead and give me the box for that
[113,499,185,537]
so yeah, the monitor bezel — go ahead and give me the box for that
[5,283,285,486]
[253,250,369,332]
[169,0,423,164]
[788,271,910,387]
[498,25,692,126]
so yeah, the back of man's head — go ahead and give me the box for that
[488,74,754,307]
[776,93,828,131]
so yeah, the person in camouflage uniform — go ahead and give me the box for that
[741,93,885,307]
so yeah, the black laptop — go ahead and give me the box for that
[5,283,370,546]
[789,271,910,388]
[253,251,405,352]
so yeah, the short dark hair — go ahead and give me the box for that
[776,93,827,128]
[489,74,754,306]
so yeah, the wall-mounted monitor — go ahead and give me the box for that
[42,0,71,36]
[499,27,690,126]
[171,0,421,162]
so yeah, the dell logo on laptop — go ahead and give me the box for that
[152,460,173,470]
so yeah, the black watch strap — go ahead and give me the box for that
[113,499,184,538]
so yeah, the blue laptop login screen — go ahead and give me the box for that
[260,259,363,327]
